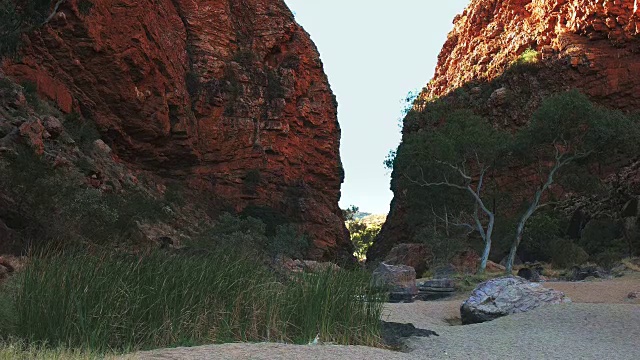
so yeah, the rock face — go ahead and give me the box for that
[429,0,640,105]
[2,0,350,261]
[369,0,640,262]
[461,276,571,324]
[384,243,432,276]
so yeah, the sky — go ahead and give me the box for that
[284,1,470,214]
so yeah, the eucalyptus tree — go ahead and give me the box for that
[503,90,640,273]
[389,110,511,273]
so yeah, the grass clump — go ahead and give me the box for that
[0,338,124,360]
[0,249,383,353]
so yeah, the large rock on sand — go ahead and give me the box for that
[461,276,571,324]
[372,262,418,303]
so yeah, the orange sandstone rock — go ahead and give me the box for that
[4,0,351,261]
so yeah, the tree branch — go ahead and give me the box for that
[41,0,67,26]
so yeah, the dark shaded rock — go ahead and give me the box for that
[622,197,639,217]
[380,321,438,349]
[451,250,480,274]
[384,243,432,275]
[517,266,542,282]
[461,276,571,325]
[417,278,456,301]
[433,264,456,279]
[372,262,418,303]
[567,209,589,239]
[565,265,606,281]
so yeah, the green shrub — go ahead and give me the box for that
[0,0,53,58]
[347,221,380,261]
[579,218,624,255]
[192,213,309,259]
[281,53,300,70]
[548,238,589,268]
[63,112,101,153]
[232,49,255,68]
[266,69,284,100]
[518,212,567,262]
[414,228,466,267]
[3,250,383,352]
[269,224,310,259]
[244,169,261,188]
[78,0,93,16]
[0,146,169,250]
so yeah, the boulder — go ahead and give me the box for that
[565,265,607,281]
[451,250,480,274]
[433,264,456,279]
[486,260,506,273]
[417,278,456,301]
[384,243,432,276]
[460,276,571,324]
[42,116,64,138]
[0,256,15,280]
[517,266,543,282]
[372,262,418,303]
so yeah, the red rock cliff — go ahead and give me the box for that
[369,0,640,262]
[3,0,351,261]
[430,0,640,106]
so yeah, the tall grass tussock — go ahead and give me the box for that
[0,248,384,354]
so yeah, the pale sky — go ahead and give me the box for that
[284,1,470,214]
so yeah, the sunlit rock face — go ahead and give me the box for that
[429,0,640,105]
[369,0,640,262]
[3,0,352,262]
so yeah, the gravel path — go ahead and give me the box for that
[133,275,640,360]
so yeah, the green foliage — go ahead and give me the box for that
[547,238,589,268]
[193,212,309,259]
[232,49,255,68]
[517,49,539,64]
[342,205,360,221]
[63,112,101,153]
[184,71,201,98]
[244,169,261,188]
[240,205,288,236]
[395,109,510,184]
[163,182,186,207]
[266,69,285,100]
[0,0,53,58]
[415,228,466,267]
[346,219,381,261]
[78,0,93,16]
[1,250,383,352]
[281,53,301,70]
[0,146,169,250]
[518,90,640,162]
[391,109,510,240]
[222,67,242,116]
[269,224,310,259]
[518,212,567,262]
[505,48,542,75]
[579,218,625,256]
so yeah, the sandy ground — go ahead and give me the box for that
[133,274,640,360]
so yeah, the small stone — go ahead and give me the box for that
[42,116,64,138]
[93,139,112,156]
